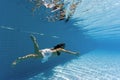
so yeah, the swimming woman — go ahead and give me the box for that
[12,35,79,66]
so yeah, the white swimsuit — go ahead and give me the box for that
[41,48,53,63]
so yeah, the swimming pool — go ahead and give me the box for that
[0,0,120,80]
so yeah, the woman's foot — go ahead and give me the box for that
[12,61,17,66]
[30,35,36,41]
[12,59,20,66]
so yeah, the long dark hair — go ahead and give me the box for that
[53,43,65,56]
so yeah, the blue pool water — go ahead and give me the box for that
[0,0,120,80]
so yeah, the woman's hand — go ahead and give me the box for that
[74,52,80,56]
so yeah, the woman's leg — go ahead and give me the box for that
[12,54,38,66]
[30,35,43,57]
[30,35,40,54]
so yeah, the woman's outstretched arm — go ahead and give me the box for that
[62,49,79,55]
[55,48,79,55]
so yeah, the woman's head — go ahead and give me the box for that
[53,43,65,49]
[53,43,65,56]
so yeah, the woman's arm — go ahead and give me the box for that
[53,48,79,55]
[61,49,79,55]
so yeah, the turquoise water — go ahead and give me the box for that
[0,0,120,80]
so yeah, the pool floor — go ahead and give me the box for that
[27,49,120,80]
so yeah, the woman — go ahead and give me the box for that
[12,35,79,66]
